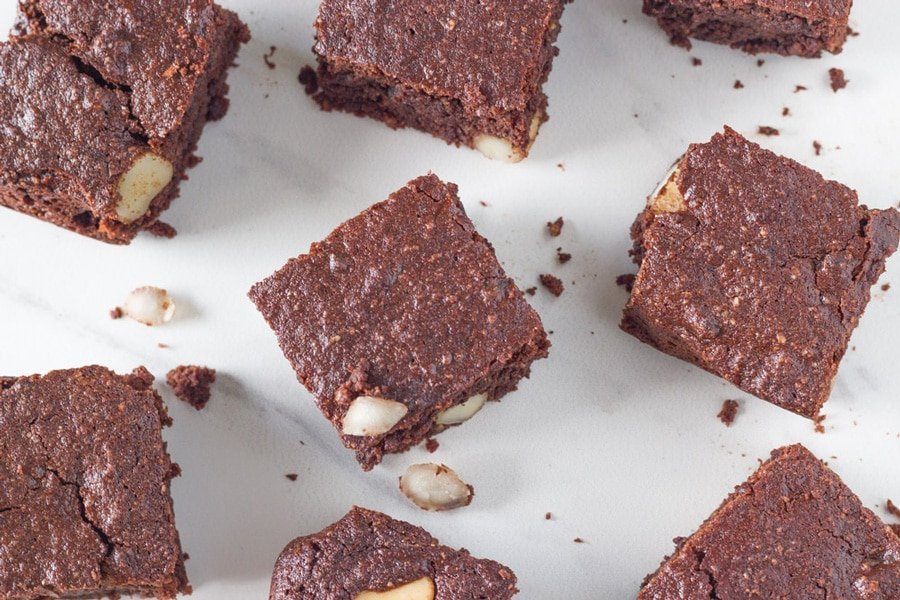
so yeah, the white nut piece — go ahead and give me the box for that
[342,396,408,436]
[435,393,487,426]
[355,577,436,600]
[649,163,685,214]
[116,153,174,223]
[399,463,473,512]
[473,111,543,163]
[122,286,175,326]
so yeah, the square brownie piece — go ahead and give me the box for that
[639,445,900,599]
[0,366,189,599]
[249,174,549,470]
[622,127,900,419]
[269,506,518,599]
[306,0,569,162]
[0,0,249,244]
[643,0,852,57]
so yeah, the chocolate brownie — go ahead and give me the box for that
[0,366,189,599]
[0,0,248,244]
[306,0,569,162]
[639,445,900,599]
[622,127,900,419]
[166,364,216,410]
[269,507,518,599]
[643,0,852,57]
[249,174,549,470]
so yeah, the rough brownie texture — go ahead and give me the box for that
[639,445,900,599]
[249,174,549,470]
[166,365,217,410]
[307,0,569,162]
[643,0,852,57]
[269,507,518,599]
[0,0,249,244]
[0,366,189,599]
[622,127,900,419]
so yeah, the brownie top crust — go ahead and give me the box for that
[269,506,518,599]
[16,0,249,139]
[0,366,188,598]
[639,445,900,599]
[249,175,548,443]
[659,0,851,19]
[314,0,565,111]
[625,127,899,418]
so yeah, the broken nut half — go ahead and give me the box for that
[122,286,175,326]
[355,577,436,600]
[435,393,487,426]
[649,164,685,214]
[342,396,408,436]
[399,463,473,511]
[473,111,543,163]
[116,153,174,224]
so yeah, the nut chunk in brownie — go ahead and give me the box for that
[639,445,900,599]
[0,0,249,244]
[622,127,900,419]
[249,174,549,470]
[643,0,852,57]
[307,0,569,162]
[0,366,189,599]
[269,507,518,599]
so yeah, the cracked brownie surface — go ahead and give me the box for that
[0,366,189,599]
[622,127,900,418]
[639,445,900,599]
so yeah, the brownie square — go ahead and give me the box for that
[249,174,549,470]
[622,127,900,419]
[0,0,249,244]
[269,506,518,599]
[0,366,189,599]
[306,0,569,162]
[639,445,900,599]
[643,0,852,57]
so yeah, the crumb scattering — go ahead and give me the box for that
[813,414,827,434]
[717,399,739,427]
[691,57,702,66]
[881,283,891,292]
[524,286,537,296]
[166,365,217,410]
[794,85,808,93]
[557,251,572,264]
[813,141,823,156]
[733,80,744,89]
[616,273,636,293]
[545,512,553,520]
[573,537,586,544]
[557,163,566,172]
[782,107,791,117]
[263,45,277,69]
[758,126,779,136]
[547,217,564,237]
[285,473,298,481]
[757,59,765,67]
[109,306,123,320]
[887,499,900,519]
[829,67,848,92]
[539,274,564,297]
[425,438,439,453]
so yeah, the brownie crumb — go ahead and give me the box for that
[539,274,564,297]
[887,499,900,519]
[691,57,702,66]
[616,273,636,293]
[425,438,439,453]
[782,107,791,117]
[263,45,277,69]
[545,512,553,520]
[813,140,823,156]
[847,26,859,37]
[166,365,216,410]
[147,221,178,238]
[285,473,298,481]
[557,163,566,172]
[757,59,765,67]
[829,68,848,92]
[109,306,124,319]
[524,286,537,296]
[479,200,489,207]
[547,217,564,237]
[882,283,891,292]
[717,399,739,427]
[158,343,169,349]
[758,126,779,136]
[733,80,744,89]
[573,537,585,544]
[557,251,572,264]
[298,65,318,95]
[813,414,827,434]
[794,85,808,93]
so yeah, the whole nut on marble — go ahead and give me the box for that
[399,463,473,512]
[122,286,175,326]
[342,396,408,436]
[116,153,173,223]
[435,393,487,426]
[355,577,436,600]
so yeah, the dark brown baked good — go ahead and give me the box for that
[639,445,900,599]
[249,174,549,470]
[0,0,249,244]
[643,0,852,57]
[0,366,189,599]
[269,506,518,599]
[166,364,217,410]
[622,127,900,419]
[306,0,569,162]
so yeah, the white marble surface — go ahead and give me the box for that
[1,1,899,598]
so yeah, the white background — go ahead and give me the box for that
[1,1,898,598]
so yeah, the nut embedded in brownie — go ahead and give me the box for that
[249,174,549,470]
[306,0,570,162]
[622,127,900,419]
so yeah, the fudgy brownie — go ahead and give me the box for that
[622,127,899,419]
[0,0,249,244]
[643,0,852,57]
[269,507,518,599]
[639,445,900,599]
[249,174,549,470]
[306,0,569,162]
[0,366,189,599]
